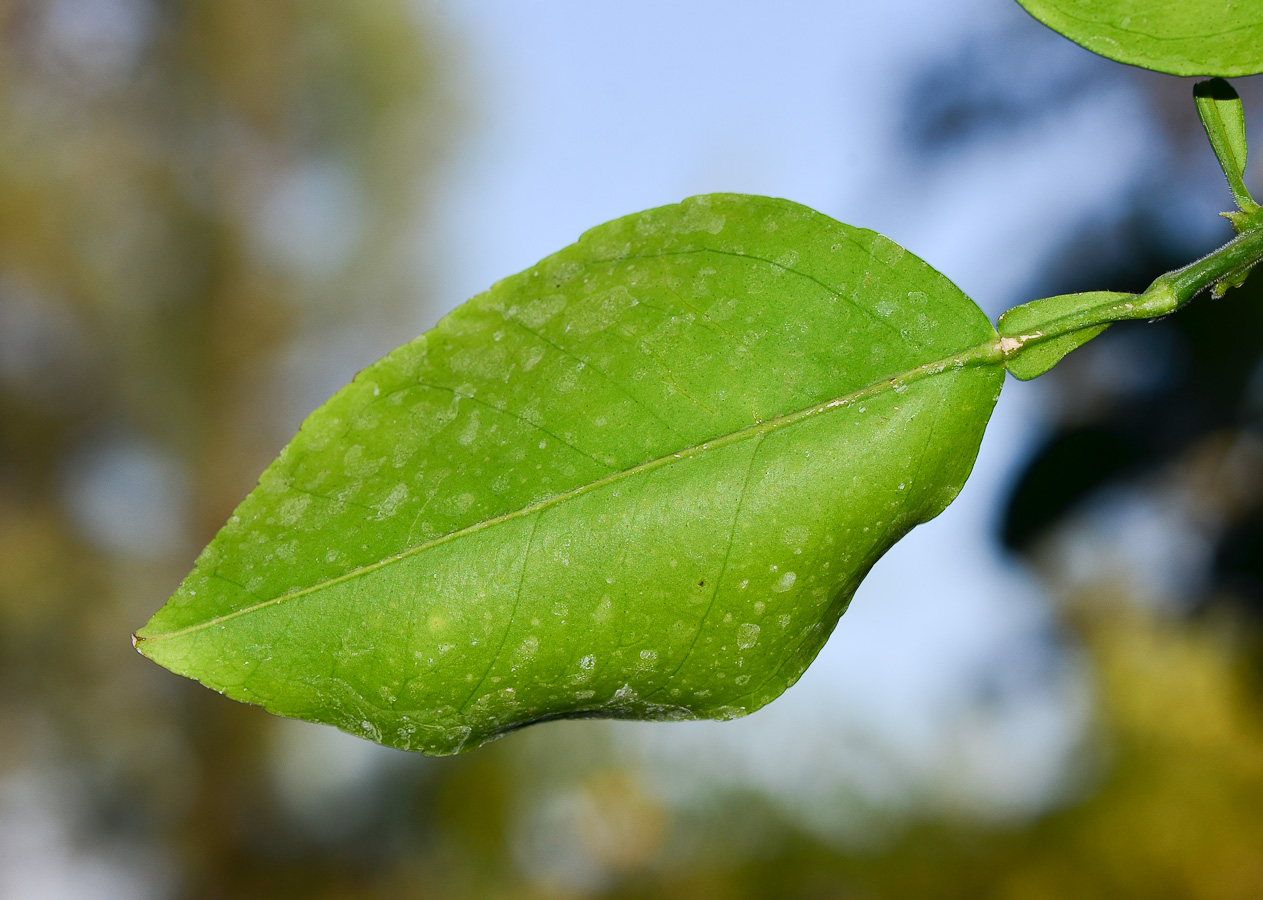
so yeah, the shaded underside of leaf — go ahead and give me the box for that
[1016,0,1263,77]
[136,194,1005,754]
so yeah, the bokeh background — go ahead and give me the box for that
[2,0,1263,897]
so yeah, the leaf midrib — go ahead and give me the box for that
[138,336,1003,644]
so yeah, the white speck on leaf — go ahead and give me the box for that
[782,524,809,546]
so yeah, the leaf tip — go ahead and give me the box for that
[131,625,163,660]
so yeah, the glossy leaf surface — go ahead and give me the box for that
[1016,0,1263,76]
[136,195,1006,754]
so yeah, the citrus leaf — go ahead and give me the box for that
[1194,78,1262,228]
[135,195,1006,754]
[1015,0,1263,77]
[1195,79,1251,196]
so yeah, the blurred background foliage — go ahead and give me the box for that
[0,1,1262,898]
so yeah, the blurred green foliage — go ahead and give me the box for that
[1,2,1262,898]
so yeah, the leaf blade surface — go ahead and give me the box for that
[136,195,1005,753]
[1194,78,1261,226]
[1016,0,1263,76]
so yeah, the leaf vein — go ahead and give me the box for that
[458,511,540,713]
[643,432,765,701]
[139,339,1002,643]
[498,314,688,441]
[584,245,911,346]
[411,380,613,472]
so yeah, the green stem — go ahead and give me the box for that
[1159,224,1263,305]
[1010,223,1263,345]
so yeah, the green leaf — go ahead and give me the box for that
[998,291,1131,380]
[1015,0,1263,77]
[135,195,1006,755]
[1195,79,1251,199]
[1193,78,1262,229]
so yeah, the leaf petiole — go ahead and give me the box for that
[997,220,1263,379]
[1008,222,1263,338]
[1152,222,1263,305]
